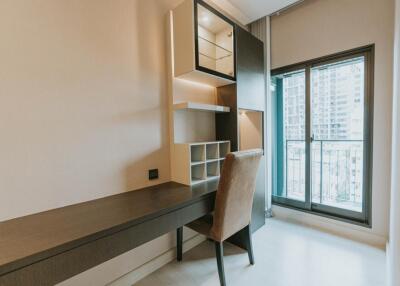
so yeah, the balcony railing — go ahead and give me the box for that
[285,139,363,212]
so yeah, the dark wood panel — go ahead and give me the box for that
[236,26,265,111]
[0,195,215,286]
[251,157,266,232]
[215,27,266,233]
[236,26,266,231]
[0,180,219,279]
[216,84,238,151]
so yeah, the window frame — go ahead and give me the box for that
[271,45,374,227]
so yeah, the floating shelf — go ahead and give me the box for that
[173,102,230,113]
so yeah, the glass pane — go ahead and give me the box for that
[286,141,306,201]
[311,57,365,212]
[273,70,306,201]
[197,3,234,77]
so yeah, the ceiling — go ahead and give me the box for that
[224,0,302,24]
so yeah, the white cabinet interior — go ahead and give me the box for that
[239,109,264,151]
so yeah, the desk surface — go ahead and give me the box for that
[0,180,219,277]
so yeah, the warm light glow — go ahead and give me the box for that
[175,77,216,89]
[201,16,210,23]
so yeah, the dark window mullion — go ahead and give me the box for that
[363,50,374,225]
[305,65,312,210]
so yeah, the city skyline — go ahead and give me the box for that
[278,57,365,212]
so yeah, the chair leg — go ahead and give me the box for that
[244,225,255,265]
[177,227,183,261]
[215,241,226,286]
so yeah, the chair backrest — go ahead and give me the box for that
[210,149,263,242]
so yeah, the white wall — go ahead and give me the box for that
[0,0,203,285]
[270,0,395,244]
[388,0,400,283]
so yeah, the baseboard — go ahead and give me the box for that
[108,234,206,286]
[272,205,387,249]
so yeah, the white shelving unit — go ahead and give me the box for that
[219,141,230,158]
[206,160,220,180]
[167,4,232,187]
[191,163,206,184]
[191,144,205,164]
[172,141,230,185]
[206,143,219,160]
[173,102,230,113]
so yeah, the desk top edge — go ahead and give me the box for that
[0,180,218,276]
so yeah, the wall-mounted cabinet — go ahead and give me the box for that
[167,5,265,232]
[173,0,236,87]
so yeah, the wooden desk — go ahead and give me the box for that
[0,180,218,286]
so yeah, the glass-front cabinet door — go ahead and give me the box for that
[195,0,236,80]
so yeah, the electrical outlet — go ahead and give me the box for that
[149,169,159,180]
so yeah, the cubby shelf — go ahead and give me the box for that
[172,141,230,185]
[173,102,230,113]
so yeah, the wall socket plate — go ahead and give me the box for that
[148,169,159,180]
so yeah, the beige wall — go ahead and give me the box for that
[0,0,191,284]
[0,0,179,220]
[271,0,395,240]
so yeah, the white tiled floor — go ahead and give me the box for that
[135,218,386,286]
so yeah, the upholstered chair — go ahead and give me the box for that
[176,149,263,286]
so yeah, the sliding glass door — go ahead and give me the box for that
[272,46,373,224]
[274,70,307,208]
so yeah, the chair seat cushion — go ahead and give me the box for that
[186,214,213,237]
